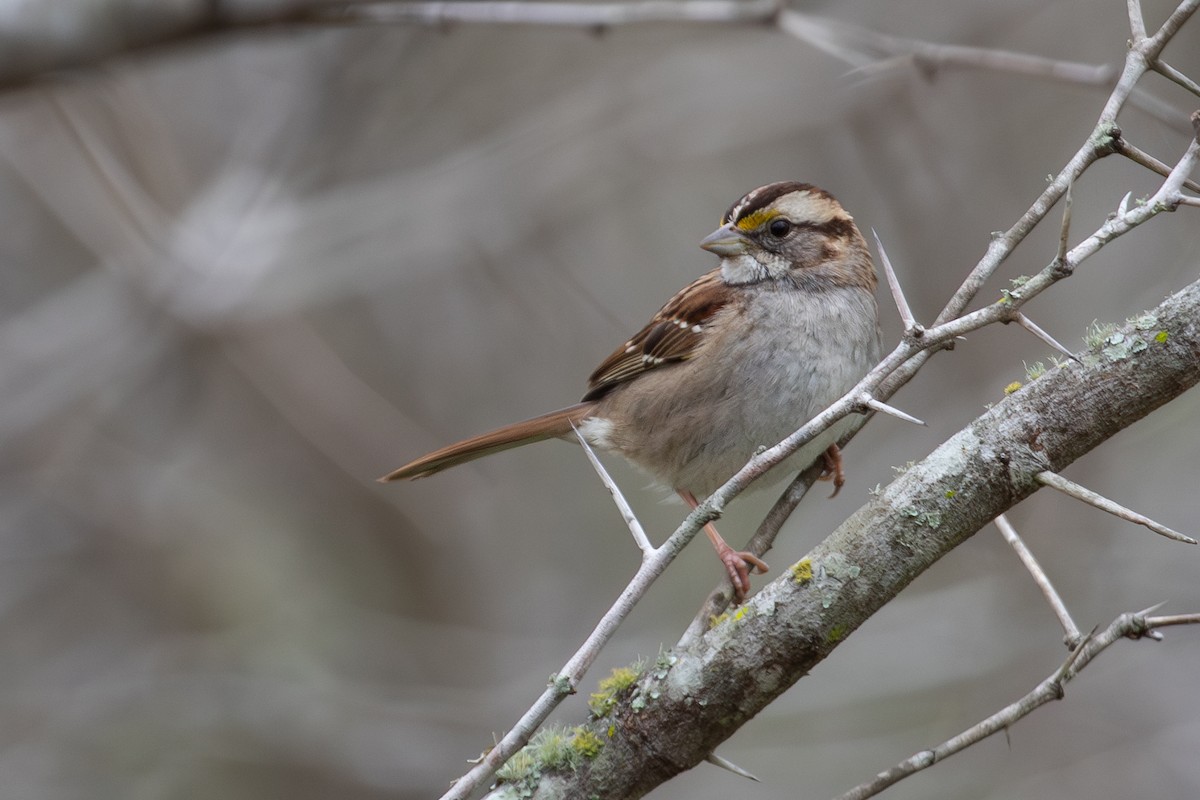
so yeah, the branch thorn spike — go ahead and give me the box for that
[872,228,918,334]
[706,752,761,782]
[860,394,926,426]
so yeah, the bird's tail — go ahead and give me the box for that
[378,402,596,481]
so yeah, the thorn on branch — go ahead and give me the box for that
[573,425,654,554]
[1116,190,1133,220]
[1035,471,1197,544]
[872,228,922,337]
[859,393,926,426]
[1014,312,1080,362]
[706,752,761,782]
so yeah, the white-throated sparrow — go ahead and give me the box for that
[382,182,882,600]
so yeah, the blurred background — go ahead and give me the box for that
[2,1,1199,798]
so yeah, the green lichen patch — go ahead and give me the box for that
[1083,319,1119,350]
[1130,313,1159,331]
[827,624,848,643]
[1100,331,1149,361]
[570,727,604,758]
[495,726,606,794]
[496,748,540,795]
[652,649,677,680]
[813,554,862,609]
[548,672,573,696]
[1000,275,1031,304]
[900,506,942,528]
[532,728,578,771]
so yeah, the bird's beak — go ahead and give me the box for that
[699,223,750,257]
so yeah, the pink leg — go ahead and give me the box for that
[678,490,768,602]
[819,443,846,498]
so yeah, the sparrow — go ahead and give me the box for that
[381,182,882,600]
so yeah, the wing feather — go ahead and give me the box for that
[583,270,730,401]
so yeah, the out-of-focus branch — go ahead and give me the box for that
[0,0,1175,107]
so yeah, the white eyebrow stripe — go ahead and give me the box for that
[772,192,843,225]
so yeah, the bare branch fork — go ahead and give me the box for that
[834,606,1200,800]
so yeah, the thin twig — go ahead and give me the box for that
[1128,0,1147,40]
[1036,471,1197,544]
[994,514,1082,647]
[777,10,1115,86]
[573,427,653,555]
[329,0,780,26]
[1113,136,1200,193]
[441,507,713,800]
[873,229,920,335]
[1154,59,1200,98]
[1143,0,1200,60]
[1055,178,1074,269]
[1146,613,1200,628]
[834,606,1191,800]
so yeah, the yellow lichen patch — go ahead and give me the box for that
[791,558,814,584]
[588,666,641,718]
[1003,381,1022,395]
[709,604,753,629]
[734,207,779,232]
[570,728,604,759]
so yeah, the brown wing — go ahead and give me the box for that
[583,269,731,401]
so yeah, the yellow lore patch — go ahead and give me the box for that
[734,207,779,232]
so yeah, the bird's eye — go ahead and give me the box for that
[768,219,791,238]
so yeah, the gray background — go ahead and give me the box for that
[2,1,1198,798]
